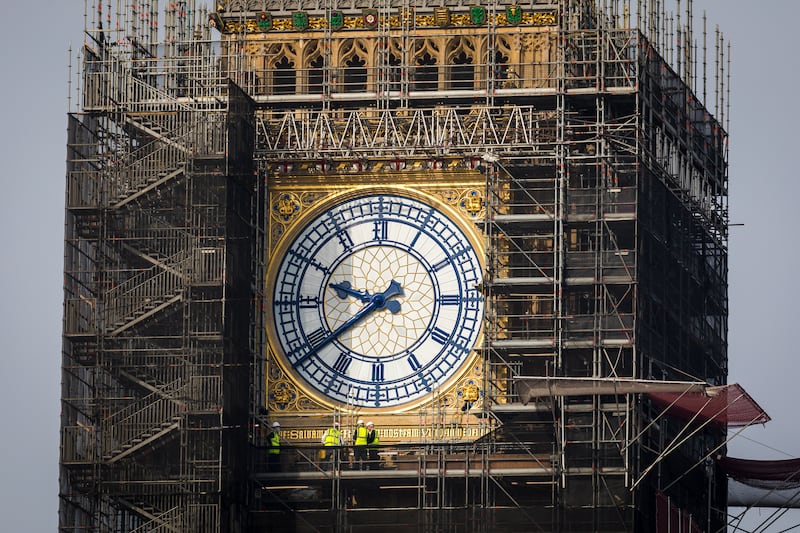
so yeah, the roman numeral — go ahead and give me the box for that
[327,212,354,250]
[299,296,320,309]
[409,208,434,248]
[337,229,354,250]
[432,248,470,272]
[374,219,388,241]
[439,295,461,305]
[274,296,322,309]
[407,353,421,371]
[372,363,385,382]
[307,328,326,346]
[431,257,450,272]
[431,327,450,345]
[332,353,352,374]
[288,250,329,273]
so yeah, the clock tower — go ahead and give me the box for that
[60,1,734,531]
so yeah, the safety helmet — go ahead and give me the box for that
[357,419,364,425]
[366,421,374,427]
[272,422,280,428]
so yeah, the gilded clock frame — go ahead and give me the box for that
[264,173,487,415]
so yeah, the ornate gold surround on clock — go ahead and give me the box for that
[264,171,488,431]
[266,174,486,255]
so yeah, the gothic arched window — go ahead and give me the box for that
[308,55,324,94]
[274,56,295,95]
[344,54,367,92]
[451,51,474,90]
[415,52,437,91]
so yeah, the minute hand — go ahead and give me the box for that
[294,280,404,365]
[294,300,379,365]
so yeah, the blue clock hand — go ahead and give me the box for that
[295,280,404,365]
[295,300,379,365]
[329,281,371,303]
[330,279,403,313]
[370,279,403,314]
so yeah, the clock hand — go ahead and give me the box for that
[295,300,379,365]
[329,281,371,304]
[370,279,403,314]
[330,279,403,313]
[295,280,404,365]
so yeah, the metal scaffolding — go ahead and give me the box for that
[60,0,730,531]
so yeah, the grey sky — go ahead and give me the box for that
[0,1,796,531]
[695,1,800,529]
[0,3,84,531]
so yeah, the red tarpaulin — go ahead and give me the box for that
[719,456,800,508]
[647,383,770,427]
[718,456,800,487]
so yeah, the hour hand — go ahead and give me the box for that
[330,280,403,313]
[373,280,403,314]
[329,281,371,303]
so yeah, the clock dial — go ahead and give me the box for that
[270,192,484,409]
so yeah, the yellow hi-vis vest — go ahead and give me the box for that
[354,426,368,445]
[324,428,341,446]
[268,432,280,455]
[367,430,379,449]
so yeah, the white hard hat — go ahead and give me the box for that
[366,421,374,427]
[272,422,280,428]
[357,419,364,425]
[333,421,340,426]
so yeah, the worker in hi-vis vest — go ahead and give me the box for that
[366,421,380,470]
[267,421,281,472]
[352,419,368,470]
[321,420,343,470]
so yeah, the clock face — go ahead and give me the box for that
[269,192,484,409]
